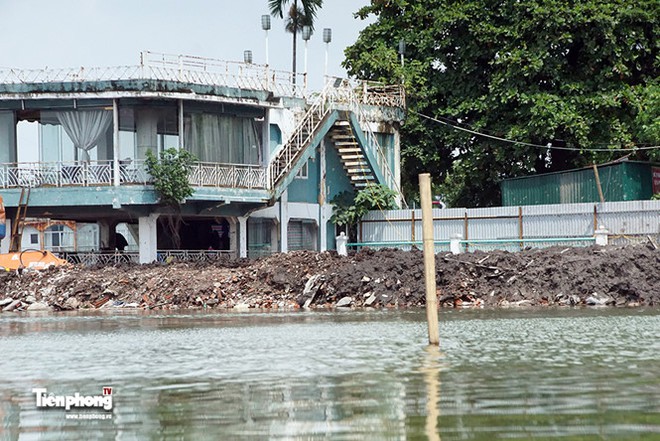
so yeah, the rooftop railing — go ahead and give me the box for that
[0,51,406,105]
[0,51,307,98]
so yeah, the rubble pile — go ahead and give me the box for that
[1,244,658,312]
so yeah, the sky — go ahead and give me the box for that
[0,0,374,91]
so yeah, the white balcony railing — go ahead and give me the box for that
[0,160,267,191]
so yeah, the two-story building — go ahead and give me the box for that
[0,51,405,263]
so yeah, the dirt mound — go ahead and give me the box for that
[0,244,658,312]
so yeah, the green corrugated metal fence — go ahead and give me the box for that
[502,161,657,206]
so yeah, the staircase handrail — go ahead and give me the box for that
[268,82,335,189]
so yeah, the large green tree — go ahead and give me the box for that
[269,0,323,85]
[344,0,660,206]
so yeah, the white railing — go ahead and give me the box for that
[0,160,114,187]
[118,159,150,184]
[0,160,267,190]
[0,51,307,98]
[189,162,267,189]
[325,77,406,110]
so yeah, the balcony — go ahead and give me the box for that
[0,160,267,190]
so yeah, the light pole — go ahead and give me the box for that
[398,38,406,84]
[323,28,332,82]
[244,50,253,64]
[261,15,271,66]
[302,25,312,93]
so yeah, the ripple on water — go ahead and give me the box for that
[1,308,659,440]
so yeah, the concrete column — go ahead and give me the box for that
[1,219,10,254]
[225,217,238,258]
[262,110,270,166]
[0,111,17,163]
[319,141,327,251]
[450,234,462,255]
[178,100,184,150]
[98,220,112,250]
[136,108,159,160]
[238,216,248,258]
[279,191,289,253]
[595,225,609,246]
[113,99,120,186]
[138,213,160,264]
[393,129,402,207]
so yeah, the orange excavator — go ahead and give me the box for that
[0,192,68,271]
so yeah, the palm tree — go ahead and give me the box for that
[269,0,323,85]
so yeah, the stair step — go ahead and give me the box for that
[338,148,362,153]
[344,161,368,167]
[341,154,365,160]
[350,175,375,181]
[347,168,372,174]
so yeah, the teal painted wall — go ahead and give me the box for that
[325,140,355,250]
[326,220,336,250]
[287,150,320,203]
[325,140,355,202]
[376,132,395,170]
[269,124,282,155]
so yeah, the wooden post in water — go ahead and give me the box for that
[419,173,439,345]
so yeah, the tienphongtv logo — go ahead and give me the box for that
[32,387,113,411]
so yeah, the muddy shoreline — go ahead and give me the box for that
[1,244,658,313]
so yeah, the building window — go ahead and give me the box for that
[295,161,308,179]
[30,233,39,244]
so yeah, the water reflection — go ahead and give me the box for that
[422,344,442,441]
[1,309,659,439]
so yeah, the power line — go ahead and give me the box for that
[413,111,660,152]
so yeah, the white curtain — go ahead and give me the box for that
[184,113,261,164]
[56,110,112,162]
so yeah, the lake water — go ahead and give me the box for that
[1,308,659,440]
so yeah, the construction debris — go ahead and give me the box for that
[0,243,658,312]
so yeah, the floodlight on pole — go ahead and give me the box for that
[261,15,271,66]
[302,25,312,93]
[323,28,332,80]
[398,38,406,67]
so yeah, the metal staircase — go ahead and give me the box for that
[329,120,374,190]
[268,79,408,207]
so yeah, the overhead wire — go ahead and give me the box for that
[413,111,660,152]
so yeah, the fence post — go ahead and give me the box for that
[411,210,416,242]
[593,205,598,232]
[463,211,469,252]
[518,206,523,250]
